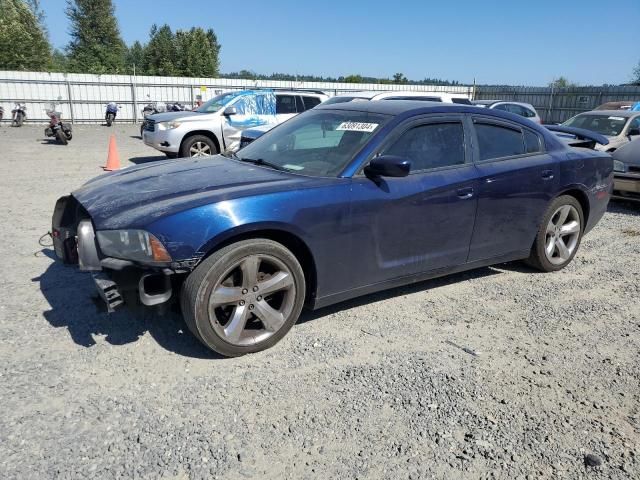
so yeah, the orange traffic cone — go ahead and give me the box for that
[103,134,121,171]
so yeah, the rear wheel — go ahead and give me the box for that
[55,129,68,145]
[106,114,113,127]
[180,135,218,158]
[13,112,24,127]
[181,239,306,357]
[526,195,583,272]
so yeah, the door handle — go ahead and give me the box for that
[542,170,554,180]
[456,187,474,199]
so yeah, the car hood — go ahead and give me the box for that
[147,111,211,123]
[73,156,313,230]
[612,137,640,166]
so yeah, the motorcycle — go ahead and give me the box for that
[166,102,187,112]
[105,102,119,127]
[44,105,73,145]
[11,103,26,127]
[0,105,4,124]
[140,98,166,135]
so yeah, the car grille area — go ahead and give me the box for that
[143,119,156,132]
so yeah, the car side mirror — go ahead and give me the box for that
[223,106,237,116]
[628,127,640,137]
[364,155,411,178]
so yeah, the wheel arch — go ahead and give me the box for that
[180,130,221,155]
[197,225,318,305]
[556,187,590,226]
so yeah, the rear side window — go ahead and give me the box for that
[524,130,542,153]
[384,122,466,171]
[302,96,322,110]
[475,123,524,160]
[276,95,297,114]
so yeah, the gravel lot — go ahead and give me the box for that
[1,124,639,479]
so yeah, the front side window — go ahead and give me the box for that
[475,123,525,160]
[384,122,466,171]
[276,95,297,114]
[235,110,390,177]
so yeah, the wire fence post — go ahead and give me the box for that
[131,76,138,124]
[65,79,75,124]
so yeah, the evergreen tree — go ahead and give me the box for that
[175,27,220,77]
[0,0,51,70]
[50,49,69,72]
[144,24,179,76]
[65,0,126,74]
[126,40,146,74]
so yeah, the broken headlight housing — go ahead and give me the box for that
[96,230,172,263]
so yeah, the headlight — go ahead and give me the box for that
[157,121,182,130]
[96,230,172,263]
[613,160,626,173]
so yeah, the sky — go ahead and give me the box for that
[40,0,640,86]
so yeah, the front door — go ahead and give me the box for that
[350,116,479,285]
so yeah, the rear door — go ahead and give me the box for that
[467,117,557,261]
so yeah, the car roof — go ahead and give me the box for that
[577,110,639,117]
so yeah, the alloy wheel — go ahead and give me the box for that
[544,204,581,265]
[208,254,296,346]
[189,141,212,157]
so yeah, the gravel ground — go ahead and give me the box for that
[1,124,639,480]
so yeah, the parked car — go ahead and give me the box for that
[240,91,472,147]
[142,89,327,157]
[52,101,612,357]
[472,100,541,123]
[594,101,638,111]
[323,90,472,105]
[612,137,640,201]
[560,110,640,152]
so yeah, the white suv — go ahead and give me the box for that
[142,90,327,157]
[322,90,472,105]
[471,100,542,124]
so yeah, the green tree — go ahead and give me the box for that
[548,76,578,88]
[393,72,408,84]
[632,60,640,85]
[343,74,363,83]
[49,49,69,72]
[0,0,51,70]
[144,24,179,76]
[126,40,146,74]
[175,27,220,77]
[65,0,126,74]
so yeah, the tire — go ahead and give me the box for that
[106,114,113,127]
[180,135,218,158]
[526,195,584,272]
[13,112,24,127]
[181,239,306,357]
[55,129,68,145]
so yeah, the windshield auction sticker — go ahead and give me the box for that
[336,122,379,132]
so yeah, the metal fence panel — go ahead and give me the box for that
[2,70,639,124]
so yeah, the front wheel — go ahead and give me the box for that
[106,114,113,127]
[526,195,584,272]
[181,239,306,357]
[180,135,218,158]
[55,129,68,145]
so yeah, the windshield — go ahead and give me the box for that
[235,109,391,177]
[563,114,629,137]
[323,96,370,105]
[194,92,239,113]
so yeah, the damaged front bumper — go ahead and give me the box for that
[52,195,178,312]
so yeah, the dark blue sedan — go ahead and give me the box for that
[52,101,613,356]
